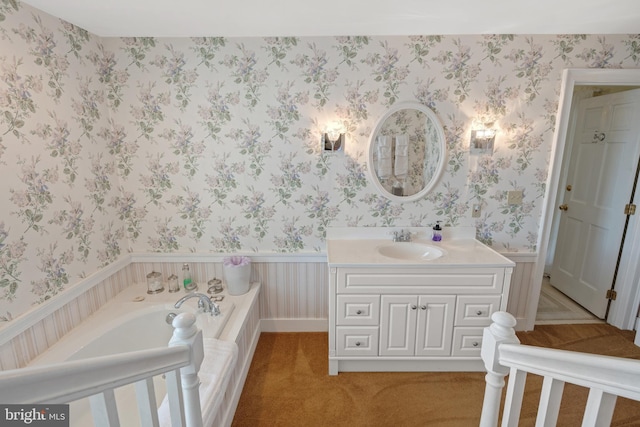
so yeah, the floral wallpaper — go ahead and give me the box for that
[1,1,639,325]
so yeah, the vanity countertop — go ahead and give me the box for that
[326,226,515,268]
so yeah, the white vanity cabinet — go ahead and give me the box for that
[326,227,515,375]
[328,265,513,375]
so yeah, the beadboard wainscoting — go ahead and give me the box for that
[128,255,330,332]
[503,252,538,330]
[0,251,535,370]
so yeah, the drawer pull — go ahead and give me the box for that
[472,342,479,347]
[356,310,363,315]
[355,342,361,347]
[420,305,427,310]
[411,305,417,310]
[476,310,482,316]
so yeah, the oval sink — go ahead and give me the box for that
[376,243,444,261]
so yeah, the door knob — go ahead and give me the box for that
[558,204,568,211]
[593,132,606,142]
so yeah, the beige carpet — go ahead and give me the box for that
[536,277,603,324]
[232,326,640,426]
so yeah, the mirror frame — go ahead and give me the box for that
[367,101,447,203]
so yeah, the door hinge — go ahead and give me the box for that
[624,204,636,215]
[606,289,617,300]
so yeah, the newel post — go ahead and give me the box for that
[479,311,520,427]
[170,313,204,427]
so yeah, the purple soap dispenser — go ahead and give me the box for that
[432,221,442,242]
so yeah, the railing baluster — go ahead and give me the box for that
[581,388,617,427]
[166,369,186,427]
[135,377,160,426]
[535,376,565,427]
[89,389,120,427]
[502,367,527,427]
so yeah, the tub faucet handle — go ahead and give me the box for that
[174,292,221,316]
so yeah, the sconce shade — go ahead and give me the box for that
[474,129,495,140]
[323,132,344,152]
[470,128,496,155]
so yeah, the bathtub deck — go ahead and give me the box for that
[27,281,262,427]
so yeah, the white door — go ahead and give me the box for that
[551,89,640,318]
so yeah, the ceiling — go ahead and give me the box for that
[21,0,640,38]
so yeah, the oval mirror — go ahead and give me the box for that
[367,101,447,202]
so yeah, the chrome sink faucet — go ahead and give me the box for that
[392,229,412,242]
[174,293,221,316]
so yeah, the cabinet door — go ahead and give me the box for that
[380,295,418,356]
[415,295,455,356]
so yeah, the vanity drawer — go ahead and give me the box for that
[336,327,379,356]
[451,327,484,357]
[454,295,501,326]
[336,267,505,294]
[336,295,380,325]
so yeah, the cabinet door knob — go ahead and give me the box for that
[355,341,361,347]
[476,310,482,316]
[410,305,417,310]
[356,310,363,315]
[472,342,479,347]
[420,305,427,310]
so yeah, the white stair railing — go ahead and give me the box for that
[480,311,640,427]
[0,312,204,427]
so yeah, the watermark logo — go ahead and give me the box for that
[0,405,68,426]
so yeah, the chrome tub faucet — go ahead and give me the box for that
[174,293,221,316]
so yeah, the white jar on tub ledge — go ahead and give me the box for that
[223,256,252,295]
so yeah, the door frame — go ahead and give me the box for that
[528,68,640,331]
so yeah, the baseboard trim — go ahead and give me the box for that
[514,316,529,331]
[260,318,328,332]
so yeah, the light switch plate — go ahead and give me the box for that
[507,190,523,205]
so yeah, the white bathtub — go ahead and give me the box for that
[29,283,236,427]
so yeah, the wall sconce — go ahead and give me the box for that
[470,126,496,155]
[323,123,344,152]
